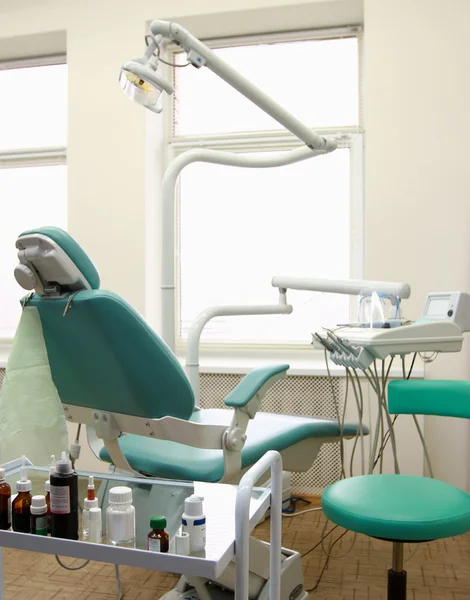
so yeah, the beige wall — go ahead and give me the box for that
[364,0,470,489]
[2,0,470,485]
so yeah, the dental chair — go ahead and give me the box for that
[13,226,362,599]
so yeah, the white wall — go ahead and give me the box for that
[364,0,470,489]
[2,0,470,485]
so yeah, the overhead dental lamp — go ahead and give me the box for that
[121,19,339,351]
[120,20,336,151]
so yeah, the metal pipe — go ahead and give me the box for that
[150,20,336,152]
[161,146,327,350]
[271,276,411,299]
[392,541,404,573]
[235,451,283,600]
[185,303,293,405]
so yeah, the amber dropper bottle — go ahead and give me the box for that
[0,467,11,530]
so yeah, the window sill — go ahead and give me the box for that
[176,353,425,379]
[0,339,425,379]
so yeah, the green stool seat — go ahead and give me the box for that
[322,474,470,541]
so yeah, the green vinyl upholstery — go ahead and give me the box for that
[322,474,470,541]
[19,226,367,481]
[28,291,195,420]
[100,409,363,482]
[388,379,470,419]
[322,379,470,551]
[20,226,100,290]
[225,364,289,407]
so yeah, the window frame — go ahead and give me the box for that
[164,28,364,356]
[0,55,67,348]
[0,55,67,169]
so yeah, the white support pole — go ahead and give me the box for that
[185,302,293,405]
[161,146,327,351]
[235,451,283,600]
[271,276,411,299]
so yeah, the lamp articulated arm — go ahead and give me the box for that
[149,20,335,152]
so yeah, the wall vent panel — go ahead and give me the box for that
[200,372,343,495]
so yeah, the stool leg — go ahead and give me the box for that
[388,542,407,600]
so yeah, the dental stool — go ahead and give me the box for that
[322,379,470,600]
[13,226,362,483]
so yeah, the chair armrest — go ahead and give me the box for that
[224,364,289,409]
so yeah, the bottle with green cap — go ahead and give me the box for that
[147,515,169,553]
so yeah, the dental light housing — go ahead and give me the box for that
[120,60,174,113]
[120,19,337,152]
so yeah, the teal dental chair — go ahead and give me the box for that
[322,379,470,600]
[13,226,362,484]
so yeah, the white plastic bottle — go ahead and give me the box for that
[106,486,135,548]
[82,497,99,539]
[182,495,206,552]
[88,507,102,544]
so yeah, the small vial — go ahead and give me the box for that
[147,516,169,553]
[182,495,206,552]
[0,468,12,530]
[87,476,95,501]
[88,507,102,544]
[82,497,99,539]
[30,495,48,536]
[12,457,32,533]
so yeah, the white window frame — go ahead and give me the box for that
[163,28,364,359]
[0,55,67,362]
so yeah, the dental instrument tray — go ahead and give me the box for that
[334,320,462,360]
[314,291,470,369]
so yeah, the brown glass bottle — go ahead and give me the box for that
[12,491,32,533]
[0,468,11,530]
[147,516,169,552]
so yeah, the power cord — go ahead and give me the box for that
[55,555,90,570]
[144,35,191,67]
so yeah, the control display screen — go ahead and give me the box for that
[426,297,450,317]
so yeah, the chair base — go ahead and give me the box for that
[388,568,407,600]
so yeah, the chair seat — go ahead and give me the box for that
[100,409,361,482]
[322,474,470,541]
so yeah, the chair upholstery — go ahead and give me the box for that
[16,226,365,481]
[100,410,362,482]
[28,291,195,420]
[323,473,470,541]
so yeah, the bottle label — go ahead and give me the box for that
[50,486,70,514]
[148,538,161,552]
[34,516,48,535]
[8,497,11,526]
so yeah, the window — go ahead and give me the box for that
[168,29,362,347]
[0,58,67,339]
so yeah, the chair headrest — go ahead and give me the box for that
[15,226,100,295]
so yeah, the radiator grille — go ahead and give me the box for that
[200,372,343,495]
[0,369,4,389]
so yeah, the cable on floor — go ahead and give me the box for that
[55,555,90,570]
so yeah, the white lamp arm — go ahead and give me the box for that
[149,20,335,152]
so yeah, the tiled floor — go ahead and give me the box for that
[3,499,470,599]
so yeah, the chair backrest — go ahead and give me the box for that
[388,380,470,420]
[15,227,195,420]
